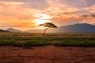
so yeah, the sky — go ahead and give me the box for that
[0,0,95,30]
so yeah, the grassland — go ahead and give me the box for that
[0,32,95,47]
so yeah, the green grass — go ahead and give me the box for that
[0,32,95,47]
[16,40,50,47]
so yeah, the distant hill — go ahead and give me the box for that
[58,23,95,33]
[0,29,8,32]
[6,28,21,32]
[26,23,95,33]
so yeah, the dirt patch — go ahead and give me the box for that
[0,46,95,63]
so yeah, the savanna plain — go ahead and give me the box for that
[0,32,95,63]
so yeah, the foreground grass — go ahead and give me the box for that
[0,32,95,47]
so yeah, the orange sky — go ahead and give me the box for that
[0,0,95,30]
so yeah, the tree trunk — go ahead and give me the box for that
[43,27,49,36]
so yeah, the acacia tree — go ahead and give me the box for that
[39,22,57,36]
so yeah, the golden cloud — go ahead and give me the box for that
[0,1,95,30]
[0,2,39,30]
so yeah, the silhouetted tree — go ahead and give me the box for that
[39,22,57,36]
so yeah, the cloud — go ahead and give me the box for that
[0,0,95,30]
[85,5,95,13]
[0,2,39,30]
[43,0,95,25]
[53,0,95,8]
[51,0,86,8]
[0,0,48,9]
[44,0,80,16]
[85,0,95,6]
[50,11,95,26]
[81,14,95,18]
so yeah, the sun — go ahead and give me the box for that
[35,14,51,25]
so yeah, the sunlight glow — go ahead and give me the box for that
[35,14,51,25]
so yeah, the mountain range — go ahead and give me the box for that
[0,23,95,33]
[27,23,95,33]
[6,28,21,32]
[57,23,95,33]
